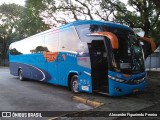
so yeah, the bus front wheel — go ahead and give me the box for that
[71,75,79,94]
[18,69,24,81]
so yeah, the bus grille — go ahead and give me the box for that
[124,77,145,85]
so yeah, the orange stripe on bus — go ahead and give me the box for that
[91,32,119,49]
[43,52,59,62]
[123,74,131,78]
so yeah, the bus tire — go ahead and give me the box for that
[71,75,79,94]
[18,69,24,81]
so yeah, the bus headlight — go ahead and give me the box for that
[108,75,125,83]
[136,77,145,84]
[108,75,146,84]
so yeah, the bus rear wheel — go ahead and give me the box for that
[71,75,79,94]
[18,69,24,81]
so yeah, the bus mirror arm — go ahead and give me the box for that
[89,32,119,49]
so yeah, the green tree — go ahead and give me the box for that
[33,0,160,45]
[0,1,51,66]
[151,0,160,7]
[19,0,50,37]
[33,0,115,27]
[105,0,160,45]
[0,3,24,65]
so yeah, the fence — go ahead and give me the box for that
[145,47,160,71]
[0,58,9,66]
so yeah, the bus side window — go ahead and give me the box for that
[59,27,79,52]
[45,32,59,52]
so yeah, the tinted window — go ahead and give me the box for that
[29,37,45,53]
[75,24,105,42]
[45,32,59,52]
[9,46,23,55]
[10,36,45,55]
[59,27,80,52]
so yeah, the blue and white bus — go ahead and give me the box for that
[9,20,155,96]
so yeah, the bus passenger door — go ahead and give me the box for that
[88,40,109,94]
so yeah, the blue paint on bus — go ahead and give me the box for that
[60,20,132,31]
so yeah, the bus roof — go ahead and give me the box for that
[59,20,132,31]
[11,20,132,45]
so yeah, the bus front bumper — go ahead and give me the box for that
[108,78,147,96]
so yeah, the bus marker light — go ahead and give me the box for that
[114,87,122,92]
[133,89,139,93]
[123,74,131,78]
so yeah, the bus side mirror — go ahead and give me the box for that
[138,37,156,59]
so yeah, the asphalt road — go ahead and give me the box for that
[54,71,160,120]
[0,67,92,119]
[1,67,160,120]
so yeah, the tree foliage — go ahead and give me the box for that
[151,0,160,7]
[113,0,160,44]
[0,2,49,65]
[34,0,160,44]
[38,0,117,27]
[19,0,50,37]
[0,3,24,65]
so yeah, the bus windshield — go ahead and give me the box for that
[97,25,145,74]
[112,34,145,74]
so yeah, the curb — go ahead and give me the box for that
[48,96,104,120]
[72,95,105,108]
